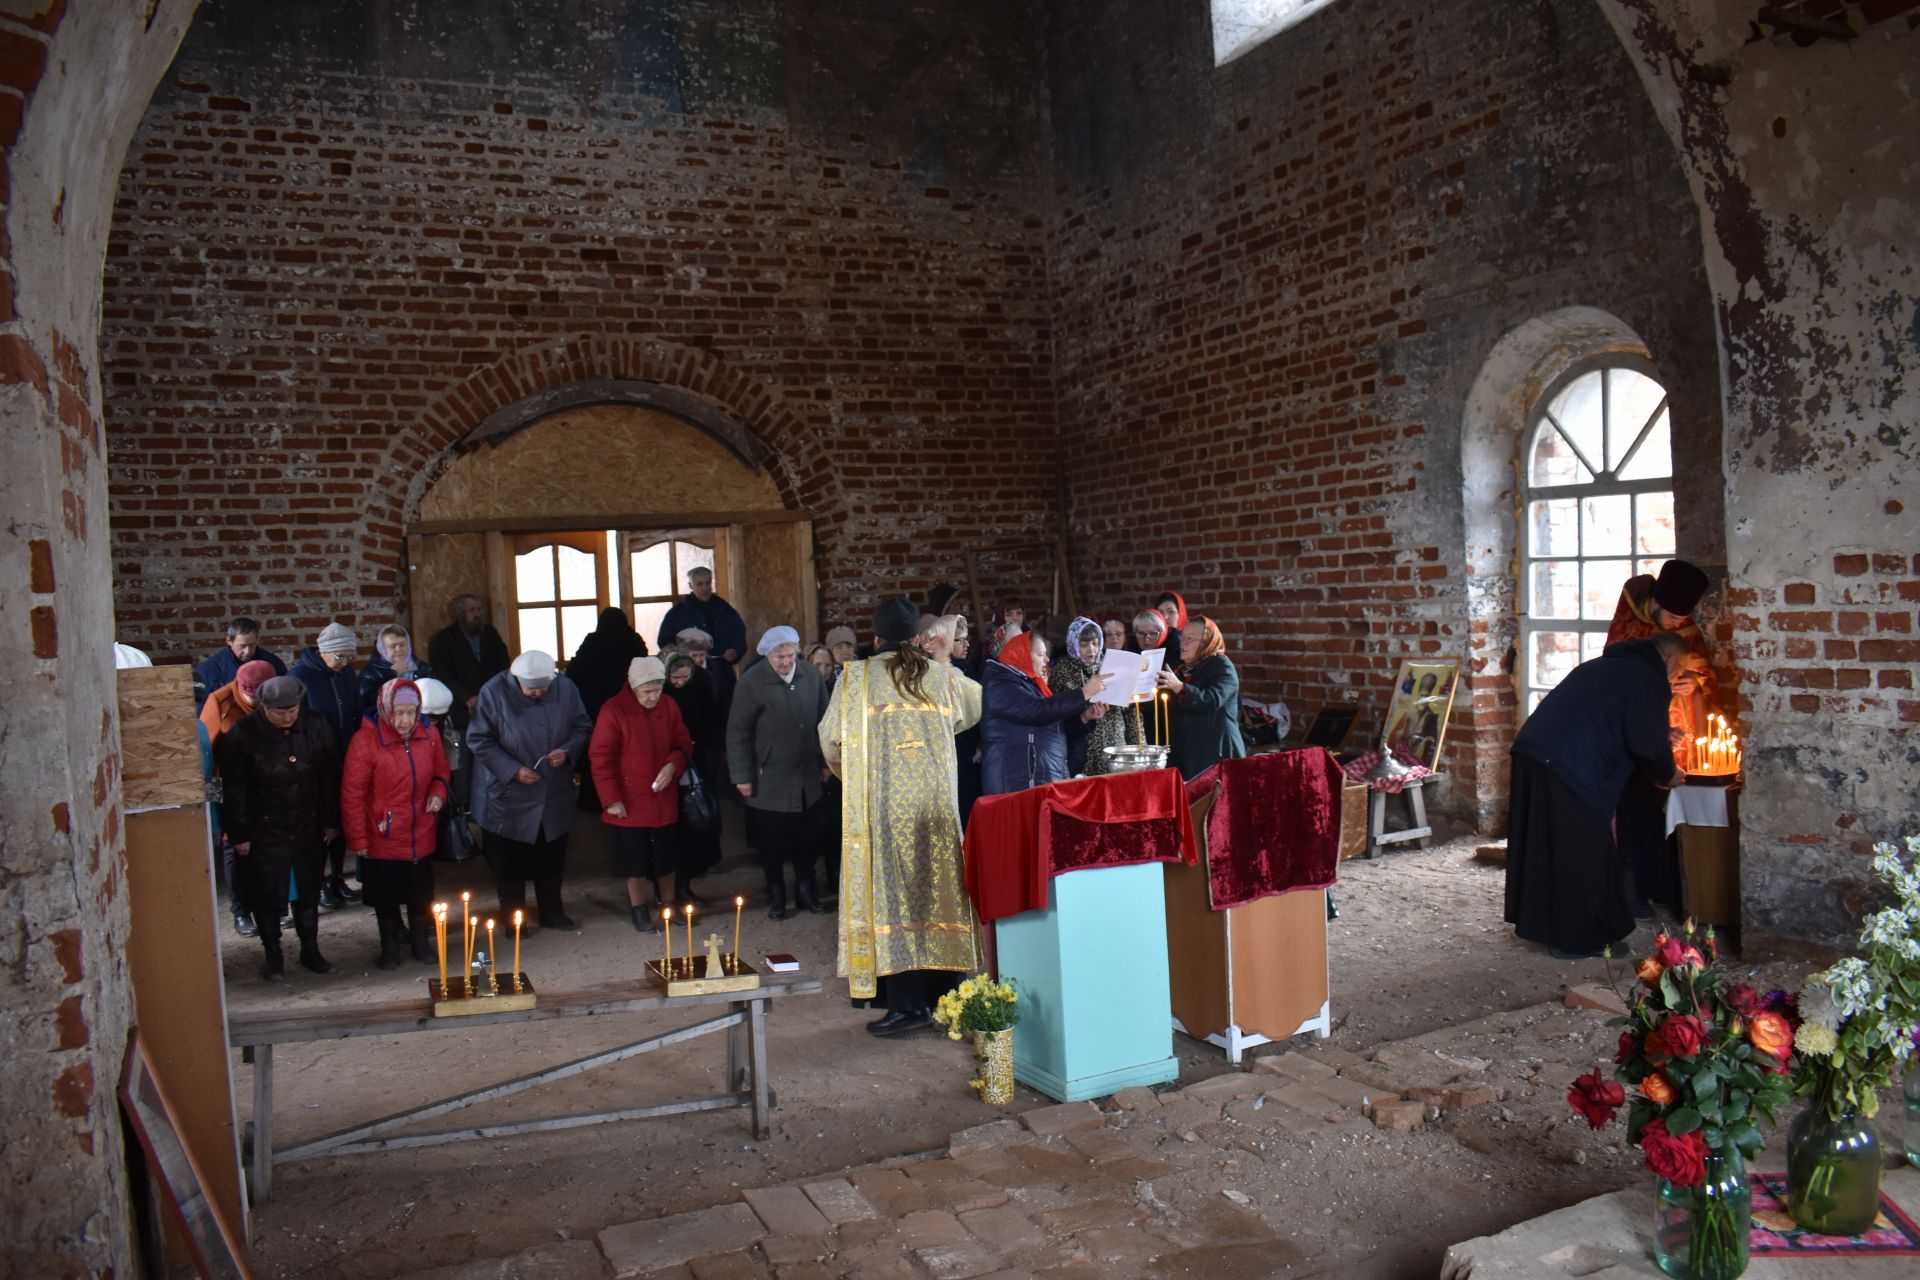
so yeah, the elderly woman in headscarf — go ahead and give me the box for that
[590,656,695,932]
[202,657,280,939]
[1052,615,1139,775]
[360,623,434,716]
[728,625,833,920]
[1155,614,1248,779]
[341,678,451,970]
[468,651,593,928]
[980,630,1110,795]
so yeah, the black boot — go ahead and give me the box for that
[294,905,333,974]
[631,905,660,933]
[256,911,285,982]
[794,871,831,915]
[375,913,404,971]
[408,908,435,963]
[318,877,343,910]
[766,880,789,922]
[330,873,361,905]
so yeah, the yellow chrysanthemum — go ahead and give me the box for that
[1794,1022,1838,1058]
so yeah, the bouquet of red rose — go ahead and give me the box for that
[1568,920,1796,1278]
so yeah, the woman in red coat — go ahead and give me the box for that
[590,656,695,933]
[342,679,451,970]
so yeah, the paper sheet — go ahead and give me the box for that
[1092,647,1165,706]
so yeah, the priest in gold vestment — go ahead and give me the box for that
[820,598,983,1035]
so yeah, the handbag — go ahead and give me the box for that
[439,807,480,862]
[679,765,719,833]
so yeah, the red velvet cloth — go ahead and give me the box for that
[1184,748,1343,909]
[963,769,1198,923]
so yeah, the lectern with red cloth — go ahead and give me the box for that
[963,770,1196,1102]
[1168,749,1343,1062]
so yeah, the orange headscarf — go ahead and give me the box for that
[996,631,1052,698]
[1186,616,1225,667]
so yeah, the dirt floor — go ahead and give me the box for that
[223,805,1821,1278]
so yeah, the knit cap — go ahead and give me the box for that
[316,622,358,656]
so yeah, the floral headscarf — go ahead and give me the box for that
[1187,616,1226,666]
[377,677,423,734]
[1065,616,1105,666]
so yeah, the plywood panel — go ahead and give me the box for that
[125,806,247,1243]
[420,405,784,524]
[1166,793,1231,1040]
[1228,887,1328,1042]
[407,532,487,648]
[118,665,204,811]
[736,521,814,646]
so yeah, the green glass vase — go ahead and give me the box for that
[1652,1146,1749,1280]
[1786,1104,1882,1237]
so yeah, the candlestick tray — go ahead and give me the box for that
[646,955,762,997]
[1682,771,1741,788]
[429,973,537,1016]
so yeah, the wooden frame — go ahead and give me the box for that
[1380,657,1461,769]
[120,1034,251,1279]
[1298,704,1360,754]
[504,530,611,662]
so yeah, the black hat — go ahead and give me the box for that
[1652,560,1710,617]
[874,597,921,645]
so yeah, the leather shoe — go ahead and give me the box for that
[866,1010,933,1037]
[540,913,578,931]
[233,912,258,939]
[318,881,342,910]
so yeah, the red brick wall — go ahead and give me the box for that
[103,1,1060,659]
[1044,0,1723,824]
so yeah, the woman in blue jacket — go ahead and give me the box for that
[292,621,364,906]
[979,632,1109,796]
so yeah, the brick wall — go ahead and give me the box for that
[104,0,1059,660]
[1043,0,1722,824]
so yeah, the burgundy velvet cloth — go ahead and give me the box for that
[1184,748,1343,909]
[963,768,1198,924]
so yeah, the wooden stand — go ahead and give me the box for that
[645,956,762,997]
[1368,773,1442,857]
[1166,790,1332,1063]
[430,973,537,1016]
[1676,784,1741,948]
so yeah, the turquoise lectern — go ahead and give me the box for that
[993,860,1178,1102]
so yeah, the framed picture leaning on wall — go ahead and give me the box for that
[1380,658,1460,770]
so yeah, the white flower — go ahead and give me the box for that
[1798,981,1841,1032]
[1815,956,1885,1020]
[1862,906,1920,963]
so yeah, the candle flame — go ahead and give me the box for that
[513,909,523,926]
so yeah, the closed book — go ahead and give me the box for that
[762,954,800,972]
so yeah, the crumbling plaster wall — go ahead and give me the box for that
[1596,1,1919,942]
[0,1,200,1274]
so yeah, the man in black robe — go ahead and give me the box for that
[1505,632,1688,958]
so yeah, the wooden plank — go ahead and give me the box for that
[118,666,204,810]
[328,1094,750,1155]
[1227,885,1329,1043]
[410,509,813,537]
[125,806,248,1240]
[228,973,823,1046]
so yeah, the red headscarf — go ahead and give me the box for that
[1159,592,1189,629]
[996,631,1052,698]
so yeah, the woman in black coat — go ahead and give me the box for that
[1156,615,1248,779]
[979,632,1110,796]
[662,652,724,898]
[570,607,650,811]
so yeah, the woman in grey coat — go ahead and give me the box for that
[726,626,832,921]
[469,650,593,929]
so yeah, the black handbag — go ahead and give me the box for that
[679,765,719,833]
[438,807,480,862]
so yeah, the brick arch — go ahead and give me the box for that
[361,335,839,605]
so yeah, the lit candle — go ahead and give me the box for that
[512,909,522,988]
[664,907,673,973]
[1159,692,1168,745]
[486,919,496,991]
[733,895,743,969]
[461,891,472,983]
[434,903,447,993]
[1696,736,1707,774]
[684,904,694,971]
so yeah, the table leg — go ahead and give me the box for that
[1409,782,1428,849]
[251,1044,274,1204]
[726,1000,745,1093]
[747,998,770,1140]
[1367,789,1385,858]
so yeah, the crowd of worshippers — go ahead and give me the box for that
[182,570,1251,989]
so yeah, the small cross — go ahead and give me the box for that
[703,932,727,978]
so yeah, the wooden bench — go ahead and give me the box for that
[1367,772,1444,857]
[228,971,822,1203]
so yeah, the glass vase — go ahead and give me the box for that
[1652,1146,1749,1280]
[1786,1104,1882,1237]
[971,1028,1015,1105]
[1903,1061,1920,1170]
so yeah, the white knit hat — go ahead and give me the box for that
[510,650,557,686]
[628,656,666,688]
[316,622,358,656]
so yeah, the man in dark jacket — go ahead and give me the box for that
[291,621,365,908]
[1505,633,1689,959]
[657,567,747,667]
[221,676,341,981]
[194,615,287,709]
[428,594,510,730]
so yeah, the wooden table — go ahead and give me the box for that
[1368,772,1443,856]
[229,971,821,1203]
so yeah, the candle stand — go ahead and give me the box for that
[429,973,537,1016]
[645,954,761,997]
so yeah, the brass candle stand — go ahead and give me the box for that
[647,947,761,997]
[430,972,538,1016]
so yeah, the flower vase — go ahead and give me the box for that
[971,1028,1014,1105]
[1786,1105,1882,1236]
[1652,1147,1749,1280]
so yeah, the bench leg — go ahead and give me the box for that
[250,1044,274,1204]
[748,999,770,1140]
[1367,789,1385,858]
[1408,781,1429,848]
[726,1000,746,1093]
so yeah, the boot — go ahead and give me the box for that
[330,873,361,904]
[294,906,333,974]
[256,911,285,982]
[318,878,342,910]
[765,879,789,922]
[631,905,660,933]
[375,914,404,971]
[408,908,435,963]
[794,871,831,915]
[535,876,575,931]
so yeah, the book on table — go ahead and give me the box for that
[762,954,800,972]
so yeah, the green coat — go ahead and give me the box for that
[726,657,829,813]
[1169,653,1248,780]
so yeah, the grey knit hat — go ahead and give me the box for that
[316,622,358,656]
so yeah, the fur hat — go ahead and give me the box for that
[1652,560,1710,618]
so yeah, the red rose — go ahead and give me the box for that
[1568,1070,1626,1129]
[1659,1014,1706,1058]
[1658,936,1706,970]
[1725,984,1765,1018]
[1640,1119,1708,1187]
[1615,1030,1640,1065]
[1644,1027,1670,1061]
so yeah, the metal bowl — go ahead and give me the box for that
[1103,745,1170,773]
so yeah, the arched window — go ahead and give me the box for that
[1520,362,1675,713]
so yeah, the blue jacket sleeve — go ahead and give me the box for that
[985,668,1088,726]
